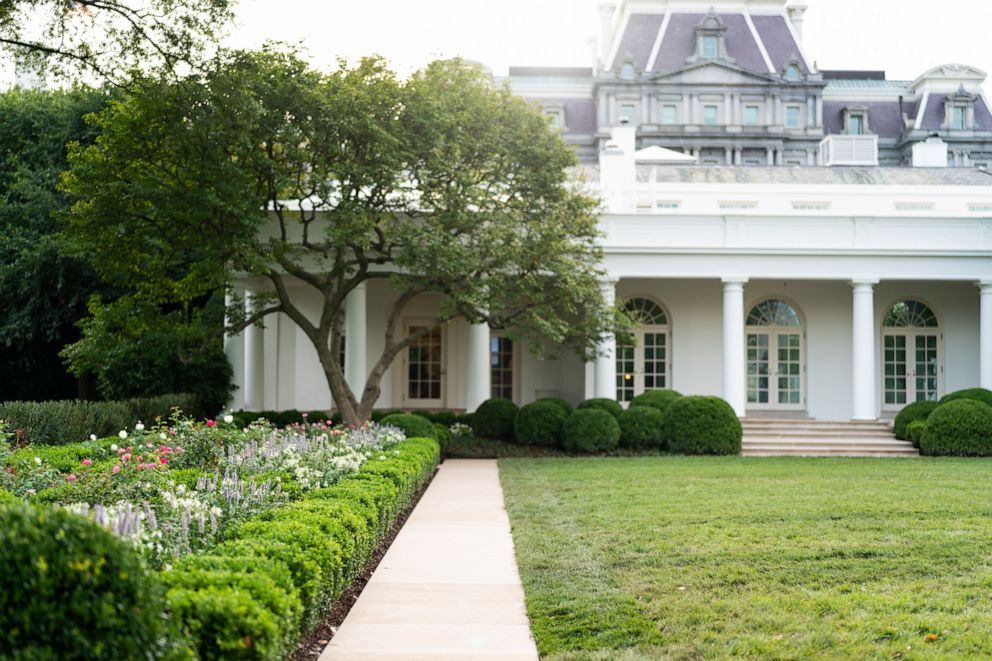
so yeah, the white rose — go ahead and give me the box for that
[110,444,118,452]
[33,456,41,466]
[118,430,128,439]
[223,414,234,424]
[89,434,97,441]
[135,422,145,432]
[160,432,167,440]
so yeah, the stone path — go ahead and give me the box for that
[320,459,539,661]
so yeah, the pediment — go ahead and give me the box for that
[651,61,775,85]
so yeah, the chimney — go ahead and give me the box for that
[599,122,637,211]
[912,136,948,168]
[787,3,808,44]
[598,3,617,69]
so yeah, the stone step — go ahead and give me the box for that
[743,430,896,439]
[742,420,892,430]
[743,439,915,450]
[743,449,919,458]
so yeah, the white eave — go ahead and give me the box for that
[635,145,698,164]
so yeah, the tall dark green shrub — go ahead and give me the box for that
[630,389,682,413]
[665,396,741,455]
[618,406,666,449]
[515,400,569,447]
[577,398,623,420]
[893,400,939,440]
[535,397,572,416]
[920,399,992,456]
[380,413,437,441]
[0,504,182,659]
[562,409,620,453]
[939,388,992,408]
[473,399,519,439]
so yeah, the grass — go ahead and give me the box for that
[499,456,992,660]
[445,436,666,459]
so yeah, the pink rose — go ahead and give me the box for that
[81,459,92,466]
[66,474,77,482]
[160,457,168,465]
[121,453,131,462]
[111,465,121,474]
[206,419,217,428]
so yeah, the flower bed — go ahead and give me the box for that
[0,413,440,658]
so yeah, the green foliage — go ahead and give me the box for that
[0,504,182,659]
[0,489,19,505]
[630,389,683,413]
[576,398,623,420]
[618,406,667,450]
[562,409,621,453]
[380,413,437,441]
[62,296,233,417]
[920,399,992,456]
[473,399,519,439]
[0,87,111,401]
[665,396,741,455]
[535,397,573,416]
[905,420,928,448]
[515,401,569,448]
[0,394,196,445]
[939,388,992,408]
[892,400,940,440]
[433,423,452,452]
[62,51,610,424]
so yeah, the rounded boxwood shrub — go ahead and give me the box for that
[618,406,666,450]
[433,423,451,452]
[536,397,572,416]
[892,400,940,440]
[577,398,623,420]
[665,396,741,455]
[563,409,620,453]
[920,399,992,456]
[939,388,992,408]
[630,389,683,413]
[380,413,436,440]
[905,419,928,448]
[0,504,181,659]
[515,400,569,447]
[472,399,519,439]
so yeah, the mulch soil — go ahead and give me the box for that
[289,466,439,660]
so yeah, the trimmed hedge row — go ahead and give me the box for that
[890,389,992,455]
[232,408,474,430]
[162,437,440,659]
[0,394,199,446]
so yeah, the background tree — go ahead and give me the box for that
[0,0,236,84]
[62,50,613,423]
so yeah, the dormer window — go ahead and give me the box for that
[842,106,870,135]
[785,65,800,81]
[688,9,734,65]
[943,85,976,131]
[621,62,636,80]
[702,35,718,59]
[782,56,804,82]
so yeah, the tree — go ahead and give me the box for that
[0,0,235,84]
[62,50,613,424]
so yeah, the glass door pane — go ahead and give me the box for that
[883,334,907,405]
[490,336,514,401]
[642,332,666,390]
[914,334,939,402]
[747,333,770,404]
[408,326,442,400]
[776,334,802,405]
[616,339,635,402]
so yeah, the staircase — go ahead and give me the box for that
[741,419,918,457]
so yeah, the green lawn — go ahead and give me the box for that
[500,457,992,660]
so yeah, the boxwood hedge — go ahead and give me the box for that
[892,400,940,440]
[562,409,621,453]
[665,396,741,455]
[920,399,992,456]
[576,398,623,420]
[515,400,569,448]
[472,399,519,439]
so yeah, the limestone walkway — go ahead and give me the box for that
[320,459,539,660]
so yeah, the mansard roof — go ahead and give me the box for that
[639,166,992,186]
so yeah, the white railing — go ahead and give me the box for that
[819,135,878,167]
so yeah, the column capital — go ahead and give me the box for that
[850,278,879,290]
[721,276,749,289]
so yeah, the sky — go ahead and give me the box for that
[227,0,992,83]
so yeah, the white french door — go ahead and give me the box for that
[616,328,670,403]
[882,330,941,409]
[746,330,804,410]
[404,323,444,407]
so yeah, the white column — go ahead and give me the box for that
[851,279,879,420]
[224,287,245,411]
[465,322,491,412]
[345,282,368,397]
[980,282,992,390]
[243,288,264,411]
[594,280,618,399]
[722,278,748,417]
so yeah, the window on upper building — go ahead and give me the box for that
[702,35,718,59]
[743,105,760,126]
[545,110,563,129]
[952,106,967,130]
[848,114,864,135]
[621,62,636,80]
[703,105,718,125]
[661,104,678,125]
[620,103,637,124]
[784,65,801,82]
[785,106,801,128]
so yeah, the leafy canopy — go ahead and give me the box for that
[63,49,612,421]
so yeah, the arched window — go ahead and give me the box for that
[784,64,801,81]
[746,299,801,327]
[883,300,938,328]
[616,298,670,402]
[621,62,636,80]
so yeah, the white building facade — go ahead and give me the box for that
[227,0,992,421]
